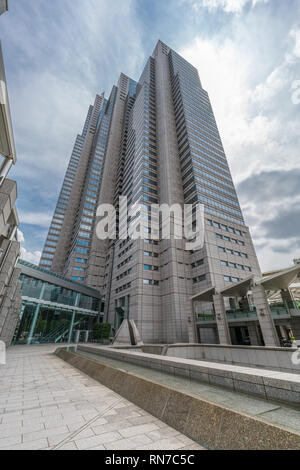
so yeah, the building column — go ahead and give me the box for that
[188,300,198,343]
[84,330,89,343]
[67,293,80,344]
[67,311,76,344]
[27,303,41,345]
[74,330,80,343]
[252,284,280,347]
[281,288,297,311]
[212,294,231,345]
[247,323,260,346]
[26,283,46,345]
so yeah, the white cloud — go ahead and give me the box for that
[5,0,145,183]
[179,12,300,271]
[17,230,41,265]
[193,0,269,14]
[18,211,53,228]
[290,29,300,57]
[179,23,300,179]
[17,229,24,243]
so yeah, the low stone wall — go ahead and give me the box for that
[164,343,299,373]
[77,345,300,406]
[55,347,300,450]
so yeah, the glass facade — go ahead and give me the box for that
[14,260,102,345]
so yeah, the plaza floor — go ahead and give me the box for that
[0,344,205,450]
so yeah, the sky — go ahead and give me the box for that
[1,0,300,271]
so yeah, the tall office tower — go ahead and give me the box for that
[41,41,262,344]
[0,4,22,346]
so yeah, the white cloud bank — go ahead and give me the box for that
[18,230,41,265]
[190,0,269,14]
[179,11,300,271]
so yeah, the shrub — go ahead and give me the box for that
[92,322,111,340]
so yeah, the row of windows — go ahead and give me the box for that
[185,161,234,191]
[116,268,132,281]
[43,247,55,253]
[144,264,159,271]
[216,233,245,246]
[144,251,159,258]
[116,282,131,294]
[195,184,239,208]
[78,231,91,239]
[192,274,206,284]
[40,260,52,266]
[77,239,90,246]
[224,275,240,283]
[119,243,133,258]
[205,206,245,226]
[191,259,204,268]
[42,253,54,259]
[193,175,236,198]
[143,279,159,286]
[197,194,243,219]
[117,255,132,269]
[208,219,245,236]
[221,260,251,271]
[74,247,89,254]
[218,246,248,258]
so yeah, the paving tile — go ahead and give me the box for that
[104,434,153,450]
[22,425,69,443]
[119,423,160,438]
[75,431,122,449]
[0,434,22,448]
[2,439,50,450]
[0,344,206,451]
[136,437,185,450]
[58,442,77,450]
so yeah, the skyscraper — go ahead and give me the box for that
[40,41,263,344]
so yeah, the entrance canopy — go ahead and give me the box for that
[191,286,216,302]
[260,265,300,291]
[220,275,254,298]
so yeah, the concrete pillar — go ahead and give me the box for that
[74,330,80,343]
[188,300,198,343]
[26,303,41,345]
[290,318,300,340]
[247,323,260,346]
[281,288,297,311]
[67,311,76,344]
[212,294,231,345]
[26,282,46,345]
[84,330,89,343]
[252,284,280,347]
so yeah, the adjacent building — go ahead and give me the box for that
[14,259,102,345]
[0,4,22,346]
[40,40,299,346]
[0,1,8,16]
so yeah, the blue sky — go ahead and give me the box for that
[1,0,300,271]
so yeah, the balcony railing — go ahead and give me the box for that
[196,312,216,322]
[226,310,257,320]
[196,303,300,324]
